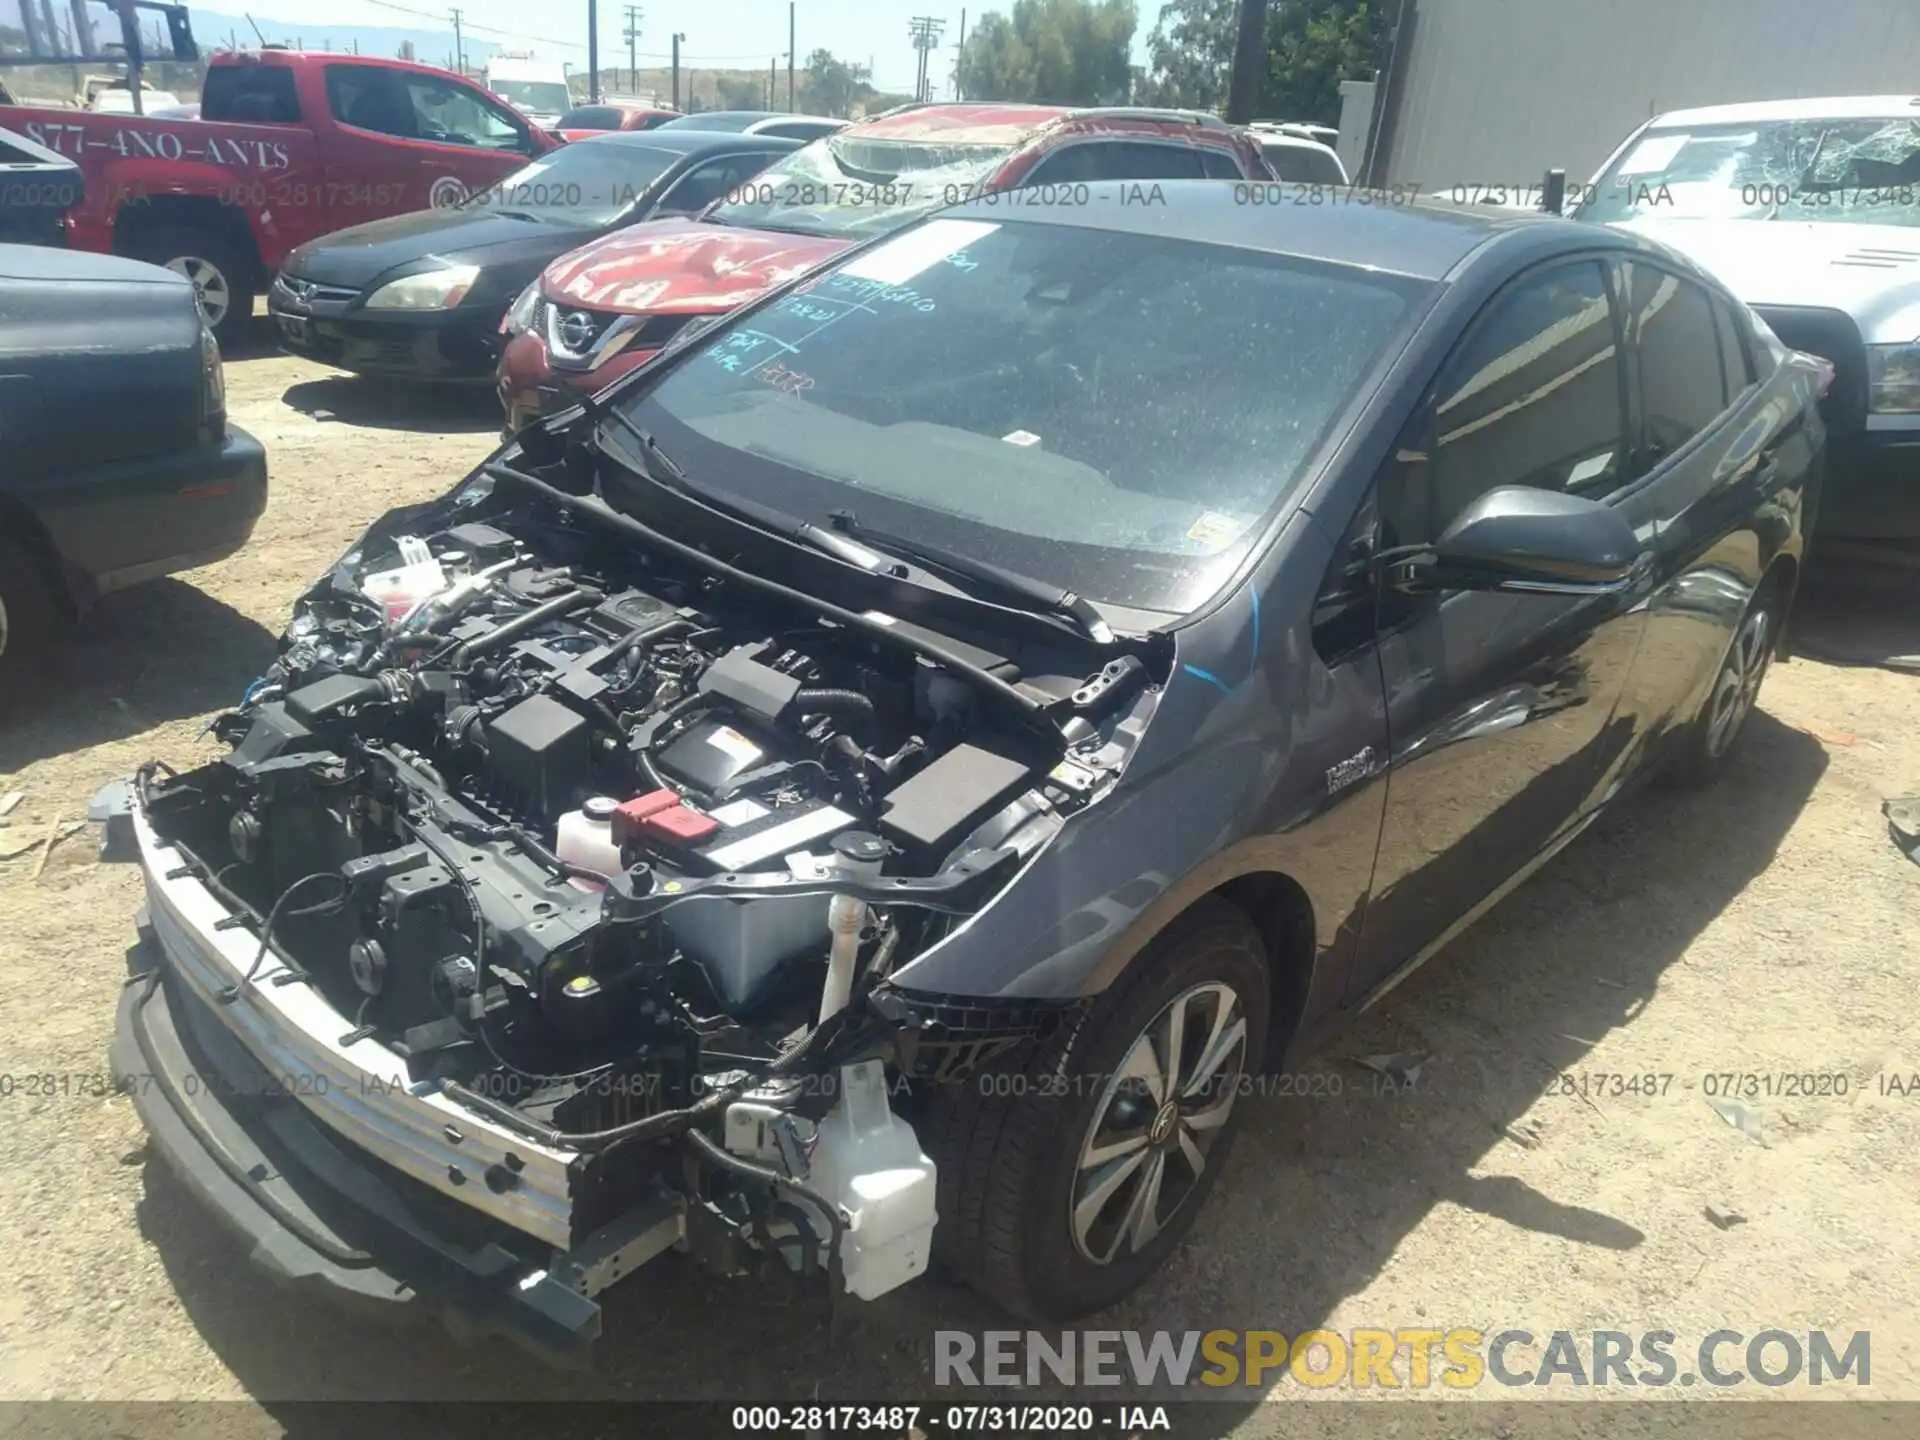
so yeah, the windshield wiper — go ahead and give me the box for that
[591,406,890,568]
[826,510,1116,644]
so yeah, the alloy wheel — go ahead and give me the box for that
[166,255,231,329]
[1070,980,1247,1265]
[1706,606,1771,757]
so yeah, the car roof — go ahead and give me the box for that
[657,109,784,126]
[942,178,1608,281]
[572,129,802,156]
[1649,94,1920,127]
[1250,132,1341,158]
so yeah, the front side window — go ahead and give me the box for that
[655,155,774,216]
[620,217,1423,613]
[1579,117,1920,228]
[1393,261,1626,544]
[1621,261,1728,464]
[454,142,681,225]
[402,75,528,151]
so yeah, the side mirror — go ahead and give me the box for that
[1419,485,1640,595]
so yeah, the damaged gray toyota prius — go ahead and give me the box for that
[99,183,1826,1363]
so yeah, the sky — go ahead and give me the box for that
[233,0,1162,95]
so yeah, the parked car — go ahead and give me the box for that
[7,49,558,344]
[652,109,846,141]
[1576,95,1920,542]
[0,125,83,245]
[1246,128,1348,184]
[497,103,1270,430]
[0,245,265,686]
[555,100,680,141]
[267,130,801,382]
[102,183,1826,1357]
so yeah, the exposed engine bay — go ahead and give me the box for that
[132,450,1162,1305]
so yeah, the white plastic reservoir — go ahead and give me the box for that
[555,796,623,891]
[807,1059,938,1300]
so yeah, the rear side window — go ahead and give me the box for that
[1199,147,1246,179]
[1395,260,1627,543]
[1262,143,1344,185]
[201,65,300,124]
[1714,295,1756,393]
[1622,261,1729,463]
[1025,140,1208,185]
[326,65,410,136]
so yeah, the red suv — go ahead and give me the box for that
[496,103,1271,429]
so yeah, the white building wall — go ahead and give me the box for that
[1382,0,1920,189]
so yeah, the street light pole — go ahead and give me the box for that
[787,2,795,111]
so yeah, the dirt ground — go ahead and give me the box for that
[1,337,1918,1434]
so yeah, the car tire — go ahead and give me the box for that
[0,534,59,692]
[127,227,253,349]
[1669,574,1788,787]
[930,898,1270,1320]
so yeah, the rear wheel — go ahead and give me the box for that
[126,227,253,348]
[1670,577,1787,786]
[0,534,59,693]
[931,899,1270,1319]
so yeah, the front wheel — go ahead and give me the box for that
[931,899,1270,1320]
[0,534,59,695]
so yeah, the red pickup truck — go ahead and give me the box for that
[8,49,557,343]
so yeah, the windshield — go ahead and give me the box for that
[491,79,571,115]
[620,217,1422,614]
[1580,117,1920,226]
[458,143,678,224]
[706,133,1022,240]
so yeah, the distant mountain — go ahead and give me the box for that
[191,9,510,70]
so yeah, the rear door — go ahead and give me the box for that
[1598,259,1806,783]
[316,63,537,214]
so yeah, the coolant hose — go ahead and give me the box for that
[449,587,603,668]
[685,1127,849,1255]
[791,688,875,724]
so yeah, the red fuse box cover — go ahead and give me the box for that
[612,788,681,843]
[640,805,719,844]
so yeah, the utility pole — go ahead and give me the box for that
[670,31,683,109]
[768,56,775,108]
[787,2,795,111]
[906,16,943,104]
[449,7,463,73]
[1224,0,1267,123]
[953,9,965,101]
[622,5,640,94]
[587,0,600,100]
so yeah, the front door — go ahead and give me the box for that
[317,63,536,216]
[1347,257,1652,1002]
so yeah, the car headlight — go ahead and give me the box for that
[502,281,544,336]
[365,264,482,311]
[1867,343,1920,414]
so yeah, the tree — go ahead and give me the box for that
[396,39,416,61]
[959,0,1137,106]
[716,73,763,109]
[1139,0,1235,109]
[800,48,871,117]
[1262,0,1390,125]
